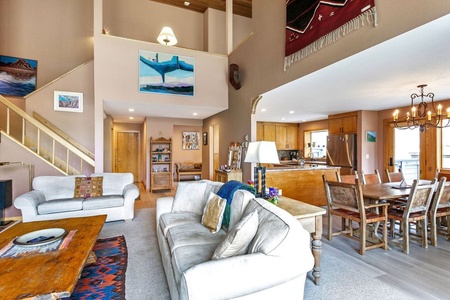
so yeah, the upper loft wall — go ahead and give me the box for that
[103,0,203,50]
[0,0,94,89]
[94,34,228,117]
[103,0,252,54]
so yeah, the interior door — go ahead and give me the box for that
[116,131,139,182]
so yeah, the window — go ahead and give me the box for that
[304,130,328,159]
[442,127,450,169]
[395,129,419,181]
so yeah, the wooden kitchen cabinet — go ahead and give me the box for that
[328,113,357,134]
[257,122,298,150]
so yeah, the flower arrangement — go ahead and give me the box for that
[268,187,278,205]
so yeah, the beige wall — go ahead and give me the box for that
[0,0,94,89]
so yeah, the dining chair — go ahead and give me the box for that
[323,175,389,255]
[388,179,436,254]
[336,171,359,184]
[429,177,450,246]
[361,170,382,185]
[385,169,405,183]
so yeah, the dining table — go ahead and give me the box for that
[362,180,432,201]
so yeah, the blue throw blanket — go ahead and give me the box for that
[217,180,256,231]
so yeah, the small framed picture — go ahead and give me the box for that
[203,132,208,146]
[54,91,83,113]
[366,131,376,142]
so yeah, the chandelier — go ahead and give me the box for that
[393,84,450,132]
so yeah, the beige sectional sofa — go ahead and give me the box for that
[14,173,139,222]
[156,180,314,300]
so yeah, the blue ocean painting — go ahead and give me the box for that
[139,50,194,96]
[0,55,37,97]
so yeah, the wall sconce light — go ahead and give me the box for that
[157,26,178,46]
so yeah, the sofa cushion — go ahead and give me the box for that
[82,195,124,210]
[159,212,201,237]
[171,181,208,214]
[38,198,83,214]
[172,243,217,288]
[212,210,259,260]
[33,175,86,201]
[166,223,226,254]
[202,180,223,204]
[201,192,226,233]
[91,173,133,196]
[74,177,103,199]
[244,199,290,256]
[228,190,254,233]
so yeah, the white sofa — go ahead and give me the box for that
[156,180,314,300]
[14,173,139,222]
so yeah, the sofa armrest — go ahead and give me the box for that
[14,191,46,222]
[156,196,174,227]
[122,183,140,220]
[180,252,313,300]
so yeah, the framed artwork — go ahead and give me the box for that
[139,50,195,96]
[182,132,200,150]
[0,55,37,97]
[366,131,376,142]
[202,132,208,146]
[54,91,83,113]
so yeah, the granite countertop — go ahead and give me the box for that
[267,165,339,171]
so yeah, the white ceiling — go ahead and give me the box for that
[256,14,450,123]
[107,14,450,124]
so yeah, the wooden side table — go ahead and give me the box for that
[214,169,242,183]
[277,195,326,285]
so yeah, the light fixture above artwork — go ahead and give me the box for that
[157,27,177,46]
[393,84,450,132]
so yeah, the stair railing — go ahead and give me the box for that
[0,95,94,174]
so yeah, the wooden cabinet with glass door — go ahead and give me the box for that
[150,137,172,192]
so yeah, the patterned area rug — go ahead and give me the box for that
[63,235,128,300]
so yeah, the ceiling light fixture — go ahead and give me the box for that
[128,108,134,112]
[193,112,198,116]
[289,111,295,114]
[184,1,190,6]
[157,26,177,46]
[393,84,450,133]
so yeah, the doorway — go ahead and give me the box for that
[115,131,140,182]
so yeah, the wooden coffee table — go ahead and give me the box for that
[277,196,326,285]
[0,215,106,299]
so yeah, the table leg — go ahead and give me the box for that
[311,216,322,285]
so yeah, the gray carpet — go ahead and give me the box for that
[99,208,170,300]
[99,209,416,300]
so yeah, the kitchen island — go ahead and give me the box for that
[266,165,340,206]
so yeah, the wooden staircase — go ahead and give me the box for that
[0,95,94,175]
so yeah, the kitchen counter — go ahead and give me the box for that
[265,166,340,206]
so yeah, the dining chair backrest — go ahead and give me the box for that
[436,169,450,181]
[336,171,359,184]
[431,177,450,212]
[404,179,436,215]
[385,169,405,183]
[360,170,382,185]
[324,176,362,214]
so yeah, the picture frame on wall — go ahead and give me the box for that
[54,91,83,113]
[202,132,208,145]
[139,50,195,96]
[366,130,376,142]
[0,55,37,97]
[182,132,200,150]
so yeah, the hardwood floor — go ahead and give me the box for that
[322,213,450,299]
[136,184,450,299]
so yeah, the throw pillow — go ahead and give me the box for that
[201,192,227,233]
[171,181,208,214]
[74,176,103,199]
[212,210,259,260]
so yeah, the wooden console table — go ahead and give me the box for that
[215,169,242,183]
[277,196,326,285]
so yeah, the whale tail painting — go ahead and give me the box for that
[139,50,194,96]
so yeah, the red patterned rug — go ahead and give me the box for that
[63,235,128,300]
